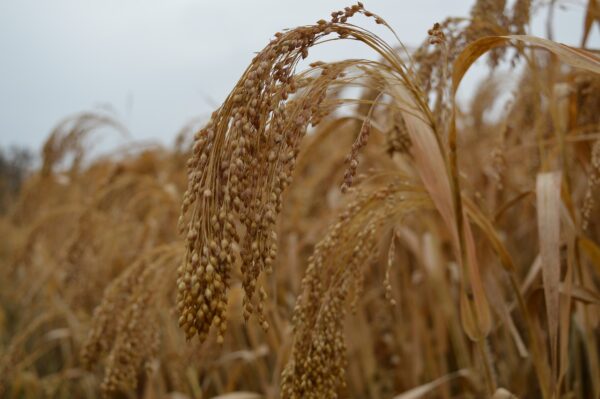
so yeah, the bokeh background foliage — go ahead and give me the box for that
[1,1,600,398]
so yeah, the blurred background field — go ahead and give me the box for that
[0,1,600,398]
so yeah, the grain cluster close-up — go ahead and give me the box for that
[1,1,600,398]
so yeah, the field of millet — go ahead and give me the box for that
[1,1,600,398]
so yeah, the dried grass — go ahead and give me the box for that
[1,1,600,398]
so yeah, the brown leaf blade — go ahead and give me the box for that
[582,0,600,48]
[392,370,471,399]
[536,171,562,390]
[452,35,600,95]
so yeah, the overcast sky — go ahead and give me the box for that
[0,0,596,150]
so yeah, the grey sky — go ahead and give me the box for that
[0,1,596,150]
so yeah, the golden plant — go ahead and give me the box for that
[1,1,600,398]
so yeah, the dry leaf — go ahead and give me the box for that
[536,171,562,387]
